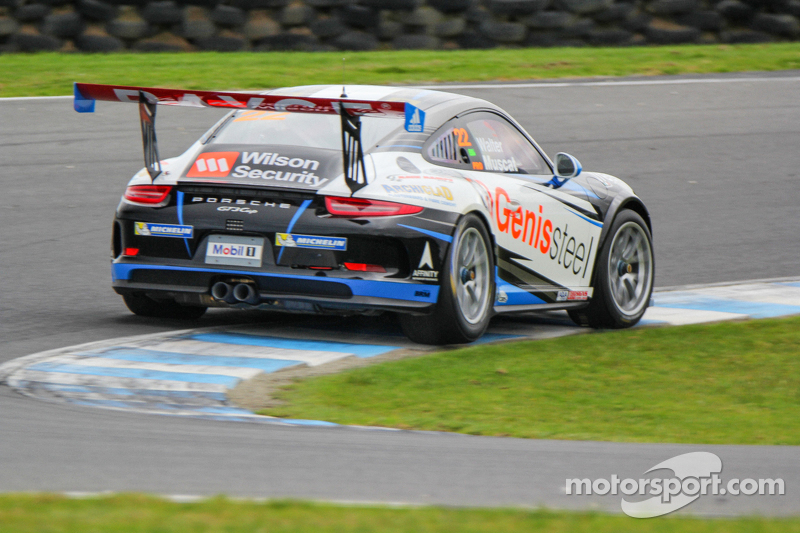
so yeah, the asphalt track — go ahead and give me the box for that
[1,71,799,515]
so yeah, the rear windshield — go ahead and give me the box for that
[209,110,405,152]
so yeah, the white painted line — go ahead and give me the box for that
[47,355,265,380]
[8,370,229,393]
[5,74,799,102]
[641,307,747,326]
[688,284,800,306]
[415,75,800,90]
[130,339,351,366]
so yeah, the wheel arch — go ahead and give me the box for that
[598,194,652,252]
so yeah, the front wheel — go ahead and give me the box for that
[122,293,207,320]
[399,214,495,344]
[568,209,654,329]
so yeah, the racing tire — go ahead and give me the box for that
[568,209,654,329]
[122,293,207,320]
[399,214,495,345]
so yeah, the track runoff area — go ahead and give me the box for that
[2,277,798,422]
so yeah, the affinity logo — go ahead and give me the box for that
[187,152,239,178]
[566,452,785,518]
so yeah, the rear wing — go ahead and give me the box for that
[74,82,419,193]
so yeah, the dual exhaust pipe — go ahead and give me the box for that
[211,282,260,305]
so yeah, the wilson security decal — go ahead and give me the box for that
[493,186,601,286]
[275,233,347,251]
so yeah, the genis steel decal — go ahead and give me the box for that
[494,186,599,283]
[186,151,328,187]
[134,222,193,238]
[275,233,347,251]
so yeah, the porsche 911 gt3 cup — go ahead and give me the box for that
[74,82,654,344]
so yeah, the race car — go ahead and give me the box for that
[74,82,654,345]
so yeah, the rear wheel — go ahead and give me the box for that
[400,214,494,344]
[568,209,653,329]
[122,293,207,320]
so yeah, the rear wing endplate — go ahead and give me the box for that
[74,83,418,193]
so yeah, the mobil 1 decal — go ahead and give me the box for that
[493,185,602,287]
[183,145,340,189]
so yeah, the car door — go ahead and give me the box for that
[450,111,603,304]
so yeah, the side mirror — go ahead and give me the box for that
[554,153,582,179]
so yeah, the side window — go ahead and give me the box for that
[463,113,550,176]
[425,121,476,169]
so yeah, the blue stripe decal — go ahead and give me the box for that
[111,263,439,303]
[187,333,399,358]
[278,198,312,263]
[782,282,800,288]
[176,191,192,257]
[27,362,241,386]
[82,348,305,372]
[569,210,603,228]
[397,224,453,243]
[654,294,800,319]
[494,272,547,307]
[380,145,422,150]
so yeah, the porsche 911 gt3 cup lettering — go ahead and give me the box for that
[217,206,257,214]
[134,222,193,238]
[476,137,503,153]
[186,152,239,178]
[275,233,347,251]
[231,166,327,187]
[382,184,454,201]
[483,155,518,173]
[191,197,291,208]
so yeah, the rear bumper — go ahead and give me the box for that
[112,262,439,312]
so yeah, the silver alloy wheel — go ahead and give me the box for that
[607,221,653,316]
[454,227,491,325]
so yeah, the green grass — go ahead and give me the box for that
[1,43,800,97]
[261,316,800,445]
[1,494,799,532]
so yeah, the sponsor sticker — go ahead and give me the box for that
[557,290,590,302]
[134,222,193,238]
[568,290,589,301]
[275,233,347,251]
[205,236,264,268]
[405,104,425,133]
[186,152,239,178]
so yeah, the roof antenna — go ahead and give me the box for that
[341,57,347,98]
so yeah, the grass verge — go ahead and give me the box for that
[260,316,800,445]
[1,494,800,532]
[1,43,799,97]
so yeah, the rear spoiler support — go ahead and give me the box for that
[340,109,367,194]
[138,92,162,180]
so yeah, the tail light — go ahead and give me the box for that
[325,196,423,217]
[344,262,386,273]
[123,248,139,257]
[124,185,172,205]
